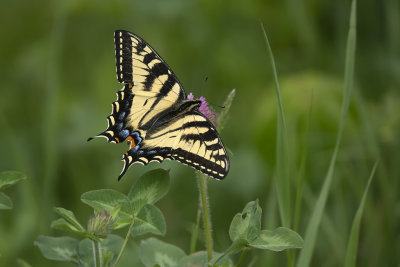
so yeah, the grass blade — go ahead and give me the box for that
[344,161,378,267]
[260,22,291,228]
[40,2,67,231]
[296,0,357,266]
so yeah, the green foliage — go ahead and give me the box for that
[34,236,80,263]
[35,169,170,266]
[34,235,124,266]
[344,162,377,267]
[249,228,304,251]
[179,251,214,267]
[229,200,262,242]
[0,171,26,210]
[77,235,124,267]
[261,22,291,228]
[139,238,186,267]
[0,171,26,190]
[0,192,12,210]
[81,189,133,218]
[131,204,166,238]
[54,207,86,232]
[211,200,303,265]
[297,1,357,266]
[128,169,170,215]
[217,89,236,132]
[16,258,32,267]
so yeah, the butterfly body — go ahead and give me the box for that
[90,30,229,180]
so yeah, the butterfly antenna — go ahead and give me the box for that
[199,77,226,109]
[199,76,208,95]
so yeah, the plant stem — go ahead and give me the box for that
[237,247,248,267]
[190,205,202,253]
[97,241,103,267]
[197,171,213,260]
[92,240,98,267]
[112,217,135,267]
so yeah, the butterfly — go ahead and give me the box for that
[89,30,229,180]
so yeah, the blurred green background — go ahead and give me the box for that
[0,0,399,266]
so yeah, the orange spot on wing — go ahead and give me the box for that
[125,136,136,150]
[115,137,120,143]
[129,83,133,89]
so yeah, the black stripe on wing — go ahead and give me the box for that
[172,112,229,179]
[88,84,134,143]
[115,31,133,83]
[172,148,228,180]
[114,30,186,100]
[119,147,172,180]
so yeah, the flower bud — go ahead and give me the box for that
[87,211,113,238]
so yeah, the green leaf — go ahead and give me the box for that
[109,204,133,229]
[209,239,248,266]
[102,234,124,261]
[229,200,262,242]
[249,227,303,251]
[34,235,79,263]
[344,161,377,267]
[178,251,208,266]
[179,251,231,267]
[16,259,32,267]
[54,207,85,232]
[0,192,12,209]
[110,204,121,220]
[51,218,88,237]
[128,169,170,215]
[0,171,26,190]
[81,189,132,217]
[131,204,166,238]
[113,217,132,230]
[77,239,94,267]
[139,237,186,267]
[260,22,291,228]
[217,89,236,132]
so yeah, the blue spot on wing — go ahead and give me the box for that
[119,129,130,139]
[118,111,126,120]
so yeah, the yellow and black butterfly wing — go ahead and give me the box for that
[93,30,186,142]
[120,111,229,180]
[114,30,186,130]
[170,112,229,179]
[91,30,230,180]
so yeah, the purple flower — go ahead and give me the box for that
[188,92,218,126]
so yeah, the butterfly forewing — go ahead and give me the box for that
[114,30,188,130]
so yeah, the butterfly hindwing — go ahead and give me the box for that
[120,111,229,179]
[170,112,229,179]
